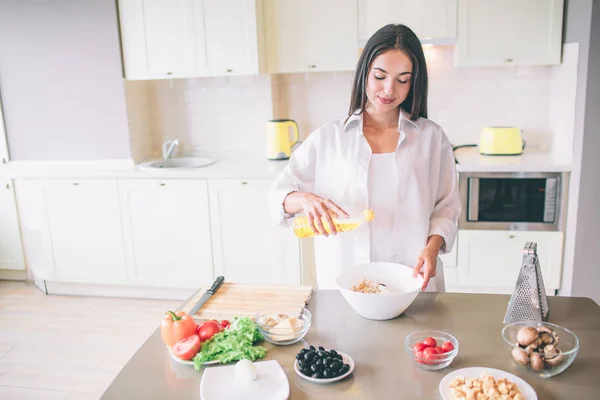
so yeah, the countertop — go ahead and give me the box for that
[8,148,570,180]
[101,290,600,400]
[8,156,289,179]
[454,147,571,173]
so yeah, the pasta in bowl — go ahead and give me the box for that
[351,278,393,294]
[336,262,423,320]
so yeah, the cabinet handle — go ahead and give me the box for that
[241,181,248,185]
[166,72,173,76]
[72,182,79,186]
[508,234,515,238]
[224,69,232,73]
[308,65,316,69]
[504,58,514,63]
[159,182,166,186]
[1,158,6,164]
[5,183,9,190]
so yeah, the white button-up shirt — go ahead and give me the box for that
[269,109,461,290]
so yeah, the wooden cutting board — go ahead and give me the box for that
[181,282,313,321]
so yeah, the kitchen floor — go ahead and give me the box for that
[0,280,180,400]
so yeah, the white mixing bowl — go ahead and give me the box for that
[336,262,423,320]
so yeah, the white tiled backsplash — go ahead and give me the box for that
[125,45,577,163]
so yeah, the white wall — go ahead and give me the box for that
[559,0,594,300]
[0,0,131,160]
[548,44,579,162]
[0,0,577,168]
[125,75,274,162]
[567,0,600,305]
[128,46,575,162]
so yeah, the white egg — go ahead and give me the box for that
[234,359,258,383]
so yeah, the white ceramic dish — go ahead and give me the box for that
[293,350,355,384]
[167,346,218,367]
[200,360,289,400]
[336,262,423,320]
[439,367,537,400]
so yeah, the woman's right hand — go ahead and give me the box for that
[284,192,348,236]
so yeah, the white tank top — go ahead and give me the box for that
[367,153,398,262]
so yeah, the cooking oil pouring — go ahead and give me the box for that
[293,209,375,238]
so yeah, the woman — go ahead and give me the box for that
[269,24,461,292]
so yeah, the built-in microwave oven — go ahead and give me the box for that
[458,172,569,231]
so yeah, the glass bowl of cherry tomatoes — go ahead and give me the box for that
[404,330,459,371]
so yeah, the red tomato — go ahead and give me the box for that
[434,346,444,354]
[415,350,427,364]
[415,349,437,365]
[441,341,455,353]
[172,335,201,360]
[422,337,437,348]
[220,320,230,329]
[423,346,441,362]
[413,343,428,353]
[198,320,223,342]
[195,322,204,337]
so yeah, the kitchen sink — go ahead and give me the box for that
[139,157,215,170]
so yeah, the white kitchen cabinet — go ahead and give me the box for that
[440,236,458,286]
[455,230,563,294]
[455,0,564,66]
[118,0,263,79]
[196,0,264,76]
[208,179,301,285]
[119,180,214,289]
[0,170,25,272]
[37,180,128,284]
[263,0,359,73]
[118,0,197,79]
[0,102,25,272]
[358,0,457,43]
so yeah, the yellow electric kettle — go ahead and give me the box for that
[266,119,299,160]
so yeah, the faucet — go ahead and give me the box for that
[162,140,179,161]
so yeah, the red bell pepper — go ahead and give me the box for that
[160,310,197,347]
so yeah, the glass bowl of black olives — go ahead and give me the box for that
[293,345,354,383]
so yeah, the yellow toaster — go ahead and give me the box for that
[479,127,524,155]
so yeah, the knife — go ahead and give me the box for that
[189,276,225,316]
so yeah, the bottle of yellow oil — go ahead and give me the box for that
[292,209,375,238]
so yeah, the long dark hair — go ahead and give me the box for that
[347,24,428,121]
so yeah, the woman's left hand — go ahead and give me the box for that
[412,235,444,291]
[412,248,437,291]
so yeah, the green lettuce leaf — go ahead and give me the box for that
[193,317,266,370]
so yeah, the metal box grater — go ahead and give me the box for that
[503,242,550,324]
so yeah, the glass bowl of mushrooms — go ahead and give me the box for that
[501,322,580,378]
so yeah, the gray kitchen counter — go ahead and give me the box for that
[100,290,600,399]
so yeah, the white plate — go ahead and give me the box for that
[167,346,218,367]
[439,367,537,400]
[293,350,355,384]
[200,360,289,400]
